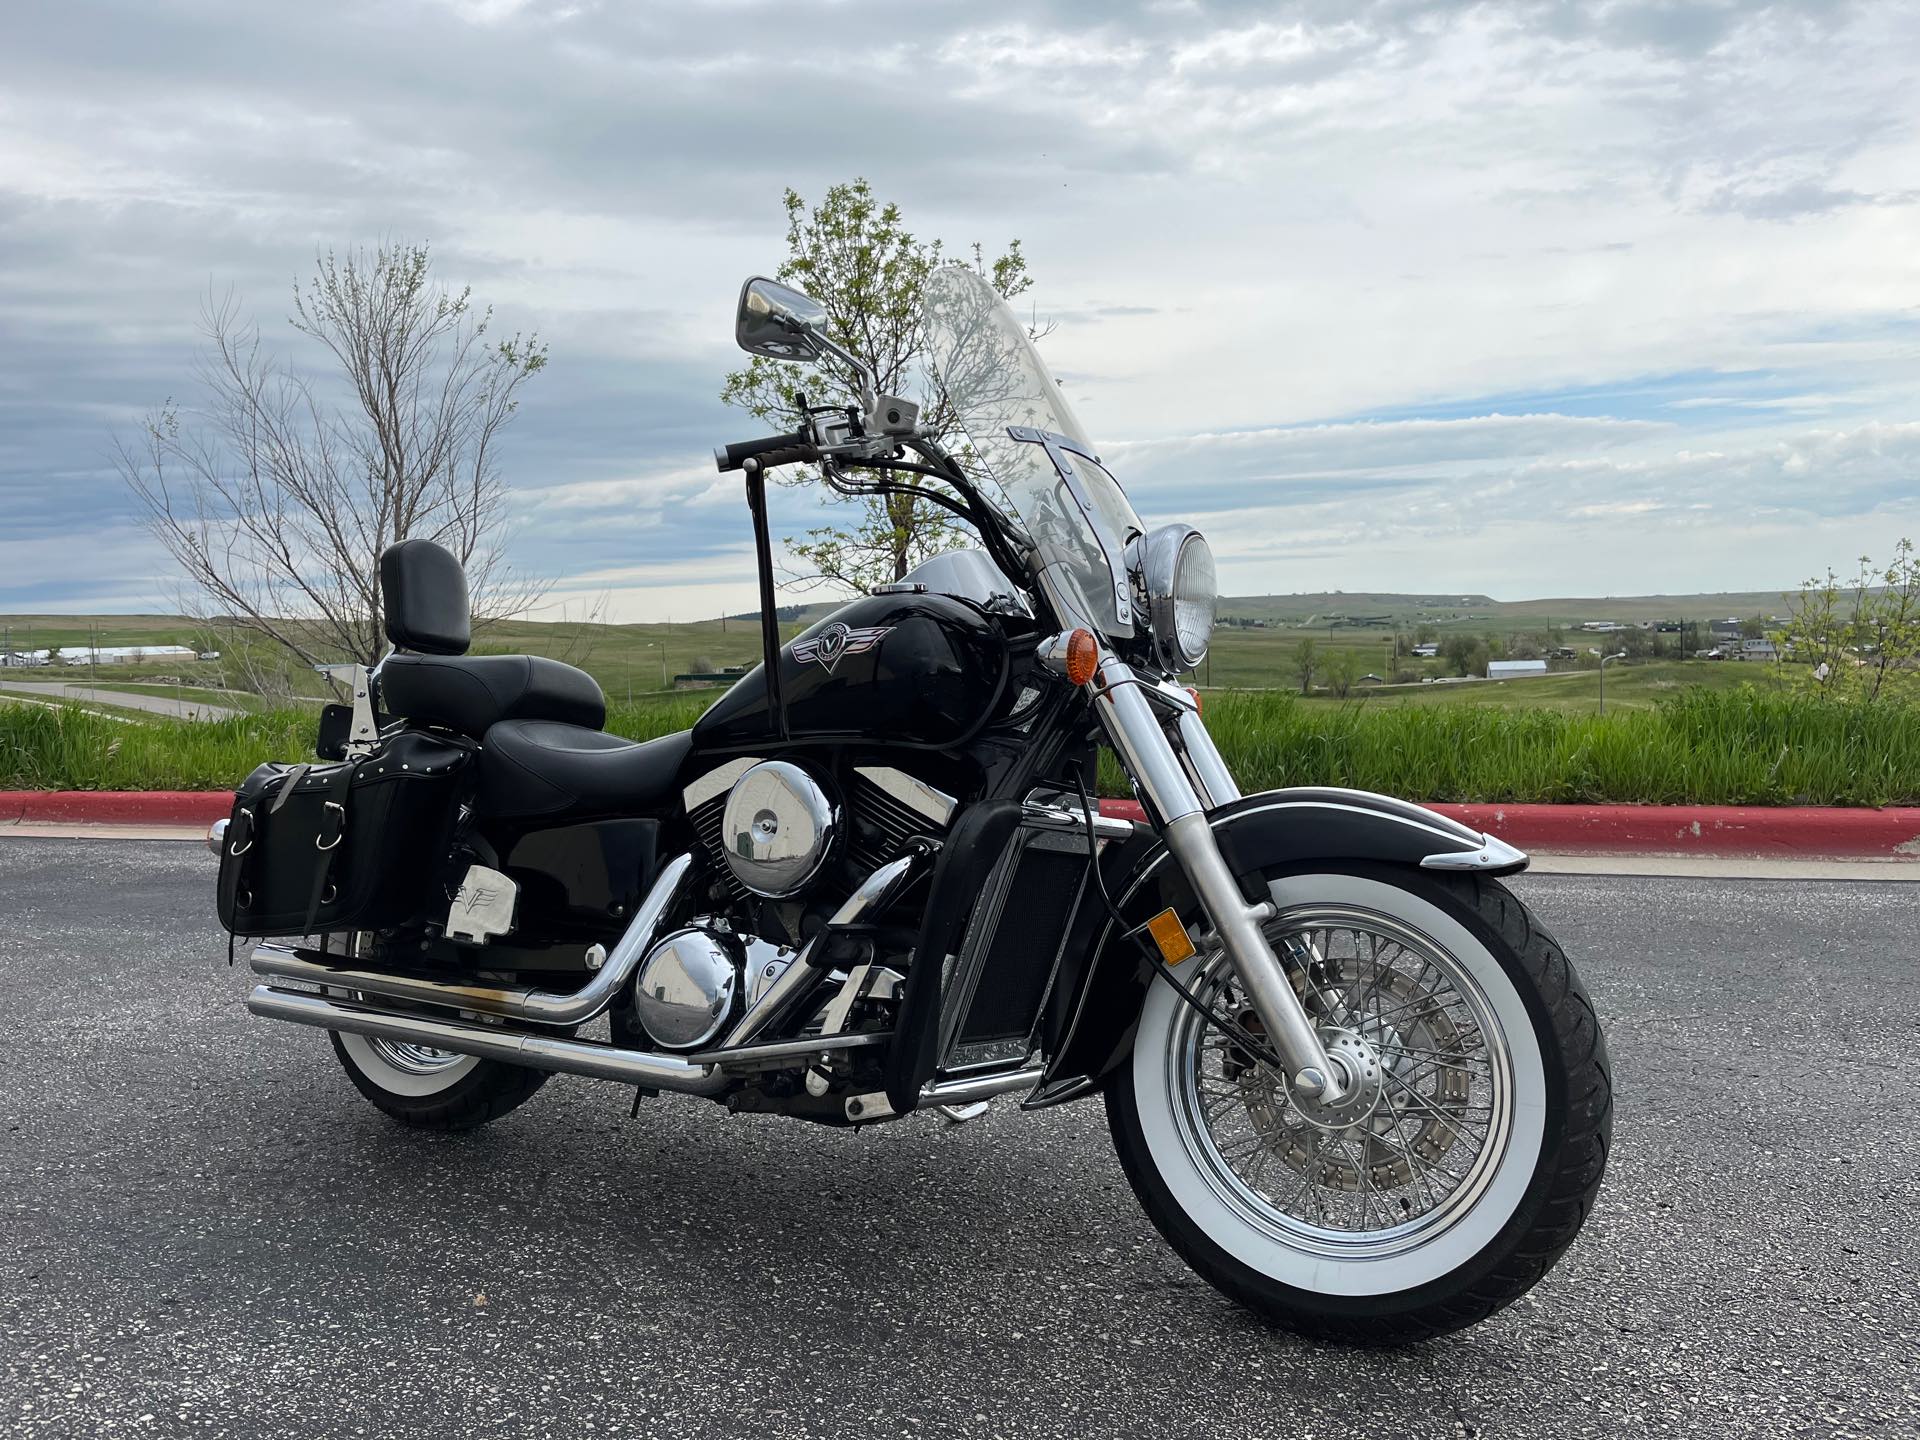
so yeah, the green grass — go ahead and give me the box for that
[5,684,1916,808]
[1168,686,1920,806]
[0,704,315,791]
[1297,660,1777,714]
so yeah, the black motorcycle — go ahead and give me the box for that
[220,267,1611,1342]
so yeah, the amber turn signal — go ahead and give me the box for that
[1064,628,1099,686]
[1185,686,1203,714]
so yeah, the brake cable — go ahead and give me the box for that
[1070,769,1287,1073]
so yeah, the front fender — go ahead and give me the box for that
[1028,787,1526,1108]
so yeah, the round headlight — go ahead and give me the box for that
[1140,524,1216,672]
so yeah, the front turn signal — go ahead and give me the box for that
[1064,629,1099,686]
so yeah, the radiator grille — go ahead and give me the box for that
[955,843,1084,1046]
[936,826,1091,1071]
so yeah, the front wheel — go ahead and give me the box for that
[1106,866,1610,1343]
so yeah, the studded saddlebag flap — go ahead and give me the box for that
[215,730,473,937]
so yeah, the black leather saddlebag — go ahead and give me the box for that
[215,730,473,937]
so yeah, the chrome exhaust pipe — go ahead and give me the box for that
[248,853,695,1027]
[245,984,729,1095]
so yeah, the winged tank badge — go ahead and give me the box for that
[790,621,891,673]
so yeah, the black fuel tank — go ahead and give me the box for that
[692,592,1010,752]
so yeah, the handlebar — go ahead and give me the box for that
[714,429,820,473]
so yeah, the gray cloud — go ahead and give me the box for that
[3,0,1918,615]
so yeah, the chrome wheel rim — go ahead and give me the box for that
[363,1036,471,1077]
[1166,904,1516,1263]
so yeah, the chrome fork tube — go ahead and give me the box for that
[1176,708,1241,805]
[1091,655,1342,1100]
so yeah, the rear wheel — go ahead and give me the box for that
[1106,866,1610,1343]
[330,1028,548,1131]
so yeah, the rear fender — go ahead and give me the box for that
[1028,787,1525,1108]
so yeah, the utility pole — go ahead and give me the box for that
[1599,651,1626,715]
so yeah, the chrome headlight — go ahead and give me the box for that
[1139,524,1216,672]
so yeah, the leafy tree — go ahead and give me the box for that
[1783,539,1919,703]
[117,243,546,672]
[1323,647,1358,698]
[1290,637,1318,694]
[1441,634,1478,676]
[722,179,1035,594]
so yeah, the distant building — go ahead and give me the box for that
[1733,639,1778,662]
[1578,621,1627,633]
[1488,660,1548,680]
[1411,643,1439,658]
[64,645,197,665]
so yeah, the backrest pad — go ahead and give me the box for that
[380,538,471,655]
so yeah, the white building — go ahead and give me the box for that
[63,644,198,665]
[1488,659,1548,680]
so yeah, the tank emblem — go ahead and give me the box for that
[790,622,891,673]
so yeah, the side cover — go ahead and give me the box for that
[1029,787,1526,1107]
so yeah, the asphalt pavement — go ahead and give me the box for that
[0,681,242,721]
[1,839,1915,1439]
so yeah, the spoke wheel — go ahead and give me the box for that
[1107,867,1610,1342]
[1170,906,1515,1263]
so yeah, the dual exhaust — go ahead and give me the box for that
[244,984,732,1095]
[245,907,1043,1108]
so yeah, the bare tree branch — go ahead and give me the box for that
[117,242,549,670]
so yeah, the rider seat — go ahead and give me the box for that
[375,538,609,736]
[476,720,693,821]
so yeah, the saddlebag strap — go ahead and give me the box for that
[269,763,312,813]
[302,762,355,936]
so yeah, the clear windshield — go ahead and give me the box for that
[922,267,1141,636]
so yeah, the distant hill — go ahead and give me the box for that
[1216,588,1795,628]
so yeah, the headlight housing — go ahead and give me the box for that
[1139,524,1216,673]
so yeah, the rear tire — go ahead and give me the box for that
[1105,866,1610,1344]
[330,1030,548,1131]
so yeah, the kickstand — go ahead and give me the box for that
[628,1086,658,1118]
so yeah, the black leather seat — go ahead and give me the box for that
[381,652,606,735]
[477,720,694,821]
[373,538,608,737]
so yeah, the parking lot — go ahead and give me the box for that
[2,838,1915,1438]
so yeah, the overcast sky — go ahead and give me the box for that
[5,0,1919,620]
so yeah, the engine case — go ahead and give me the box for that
[632,927,741,1050]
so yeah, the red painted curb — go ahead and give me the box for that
[1097,798,1920,859]
[5,791,1917,858]
[0,791,231,827]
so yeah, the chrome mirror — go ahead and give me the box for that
[736,277,828,360]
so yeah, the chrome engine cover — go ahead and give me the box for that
[632,927,740,1050]
[720,759,839,899]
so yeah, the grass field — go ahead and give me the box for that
[5,684,1913,808]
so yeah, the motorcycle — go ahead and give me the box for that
[219,266,1611,1342]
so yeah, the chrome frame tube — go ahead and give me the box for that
[919,1063,1046,1105]
[1088,652,1342,1100]
[719,849,925,1049]
[247,853,696,1028]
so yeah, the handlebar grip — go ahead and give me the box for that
[714,430,818,472]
